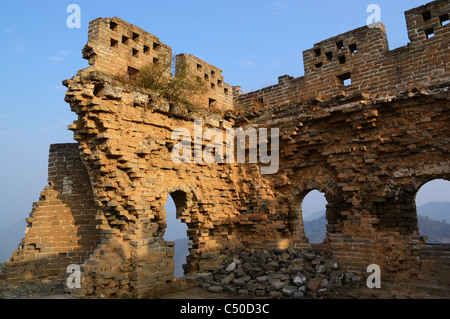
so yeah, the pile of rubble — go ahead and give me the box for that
[200,247,364,299]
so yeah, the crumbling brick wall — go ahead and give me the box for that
[1,0,449,299]
[0,144,101,286]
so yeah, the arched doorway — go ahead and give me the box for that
[163,192,191,278]
[415,179,450,243]
[302,190,328,244]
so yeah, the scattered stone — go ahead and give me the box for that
[306,278,322,293]
[208,285,223,293]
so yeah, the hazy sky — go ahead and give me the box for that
[0,0,448,233]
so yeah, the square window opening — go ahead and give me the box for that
[338,55,346,64]
[132,48,139,57]
[122,35,129,45]
[313,48,321,57]
[204,73,209,80]
[211,70,216,77]
[132,32,140,41]
[110,38,118,48]
[153,57,160,64]
[425,28,435,39]
[153,42,161,50]
[349,43,358,53]
[337,72,352,87]
[143,45,150,54]
[218,79,223,86]
[110,21,118,30]
[127,66,139,80]
[336,40,344,50]
[440,14,449,26]
[211,83,216,90]
[326,52,333,61]
[197,63,202,71]
[209,98,217,108]
[422,10,432,21]
[224,88,229,95]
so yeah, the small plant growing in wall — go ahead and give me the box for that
[128,54,207,105]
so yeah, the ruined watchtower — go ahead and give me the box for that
[0,0,449,298]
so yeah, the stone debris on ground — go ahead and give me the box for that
[200,247,363,299]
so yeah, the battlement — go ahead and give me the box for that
[234,0,450,110]
[82,17,233,110]
[405,0,449,42]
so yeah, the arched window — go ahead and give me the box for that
[415,179,450,243]
[302,190,328,244]
[164,193,190,278]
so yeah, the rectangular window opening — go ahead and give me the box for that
[127,66,139,80]
[315,62,323,68]
[349,43,358,53]
[217,79,223,86]
[153,57,160,64]
[204,73,209,80]
[325,52,333,61]
[143,45,150,54]
[110,38,118,48]
[132,48,139,57]
[313,48,321,57]
[211,70,216,78]
[132,32,140,41]
[211,82,216,90]
[122,35,129,45]
[422,10,432,21]
[337,72,352,87]
[440,14,449,26]
[224,88,229,95]
[110,21,118,30]
[153,42,161,50]
[338,55,346,64]
[197,63,202,71]
[425,28,435,39]
[209,98,217,108]
[336,40,344,50]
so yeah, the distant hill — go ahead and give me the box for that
[304,202,450,244]
[417,202,449,223]
[418,215,450,243]
[304,209,326,222]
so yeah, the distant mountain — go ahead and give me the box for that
[304,209,326,222]
[304,214,327,244]
[417,202,449,223]
[304,202,450,244]
[0,220,26,263]
[418,215,450,243]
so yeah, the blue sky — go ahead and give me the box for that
[0,0,448,230]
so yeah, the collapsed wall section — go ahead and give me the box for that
[0,144,101,287]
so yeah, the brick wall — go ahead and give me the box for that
[234,0,450,111]
[83,17,233,111]
[0,144,101,286]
